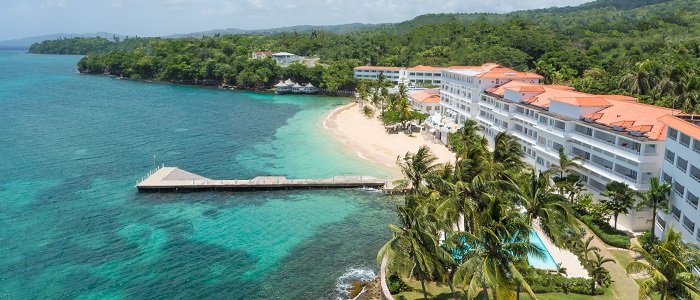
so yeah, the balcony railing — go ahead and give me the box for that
[687,199,699,210]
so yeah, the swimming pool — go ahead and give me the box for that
[451,229,559,270]
[527,230,559,270]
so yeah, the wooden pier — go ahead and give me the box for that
[136,166,389,192]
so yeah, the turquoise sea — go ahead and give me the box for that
[0,50,397,299]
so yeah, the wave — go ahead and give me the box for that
[333,266,376,300]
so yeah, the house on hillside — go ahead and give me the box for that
[251,51,273,59]
[271,52,302,65]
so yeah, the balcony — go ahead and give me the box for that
[687,199,698,210]
[690,166,700,183]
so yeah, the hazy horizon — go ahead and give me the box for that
[1,0,591,41]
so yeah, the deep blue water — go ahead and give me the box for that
[0,51,396,299]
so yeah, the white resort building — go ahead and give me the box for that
[353,65,444,87]
[435,63,687,231]
[655,115,700,244]
[353,66,406,84]
[274,79,318,94]
[408,89,441,115]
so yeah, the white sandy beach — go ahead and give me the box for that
[323,102,455,180]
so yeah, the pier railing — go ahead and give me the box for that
[135,163,165,186]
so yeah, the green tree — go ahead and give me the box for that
[588,252,615,295]
[601,181,637,229]
[627,229,700,300]
[639,177,671,241]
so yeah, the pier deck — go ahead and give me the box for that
[136,167,388,192]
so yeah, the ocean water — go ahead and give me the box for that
[0,50,397,299]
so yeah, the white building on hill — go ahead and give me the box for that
[353,65,445,87]
[656,115,700,244]
[271,52,302,65]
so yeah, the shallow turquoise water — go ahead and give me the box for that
[527,230,558,270]
[0,51,396,299]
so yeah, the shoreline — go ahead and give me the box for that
[322,102,455,181]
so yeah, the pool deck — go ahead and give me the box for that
[135,166,389,192]
[533,225,589,278]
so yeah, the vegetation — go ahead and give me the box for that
[626,229,700,300]
[28,0,700,109]
[637,177,671,241]
[601,181,637,230]
[379,121,609,299]
[578,215,631,249]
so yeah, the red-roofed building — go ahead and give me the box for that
[408,89,441,114]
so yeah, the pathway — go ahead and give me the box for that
[583,229,639,300]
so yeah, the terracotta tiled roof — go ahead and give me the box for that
[490,81,679,140]
[409,90,441,103]
[408,65,441,72]
[553,97,612,107]
[658,115,700,141]
[353,66,402,71]
[584,100,680,140]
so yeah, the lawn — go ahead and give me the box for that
[609,249,636,269]
[394,278,616,300]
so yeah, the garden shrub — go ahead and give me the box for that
[579,215,630,249]
[387,274,411,294]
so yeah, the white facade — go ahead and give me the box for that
[656,117,700,244]
[437,65,686,231]
[272,52,302,65]
[439,66,541,125]
[408,90,441,115]
[353,67,406,84]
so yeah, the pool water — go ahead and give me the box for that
[527,230,559,270]
[452,230,559,270]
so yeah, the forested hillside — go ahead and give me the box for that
[33,0,700,111]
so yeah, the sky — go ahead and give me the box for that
[0,0,591,40]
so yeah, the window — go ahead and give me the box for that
[656,216,666,229]
[575,124,593,136]
[552,142,564,152]
[665,149,676,163]
[683,216,695,233]
[668,127,678,140]
[536,157,545,166]
[680,133,691,147]
[690,165,700,182]
[671,205,681,220]
[662,171,672,183]
[674,181,685,197]
[694,139,700,154]
[572,147,591,160]
[677,156,688,172]
[687,192,699,209]
[539,115,548,124]
[553,120,565,131]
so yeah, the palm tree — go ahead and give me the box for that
[639,177,671,241]
[619,59,657,96]
[452,196,543,299]
[516,169,574,239]
[493,132,524,171]
[626,229,700,300]
[549,147,582,197]
[448,119,484,160]
[396,145,440,195]
[601,181,637,229]
[588,251,615,295]
[550,147,581,179]
[574,236,600,266]
[378,195,453,300]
